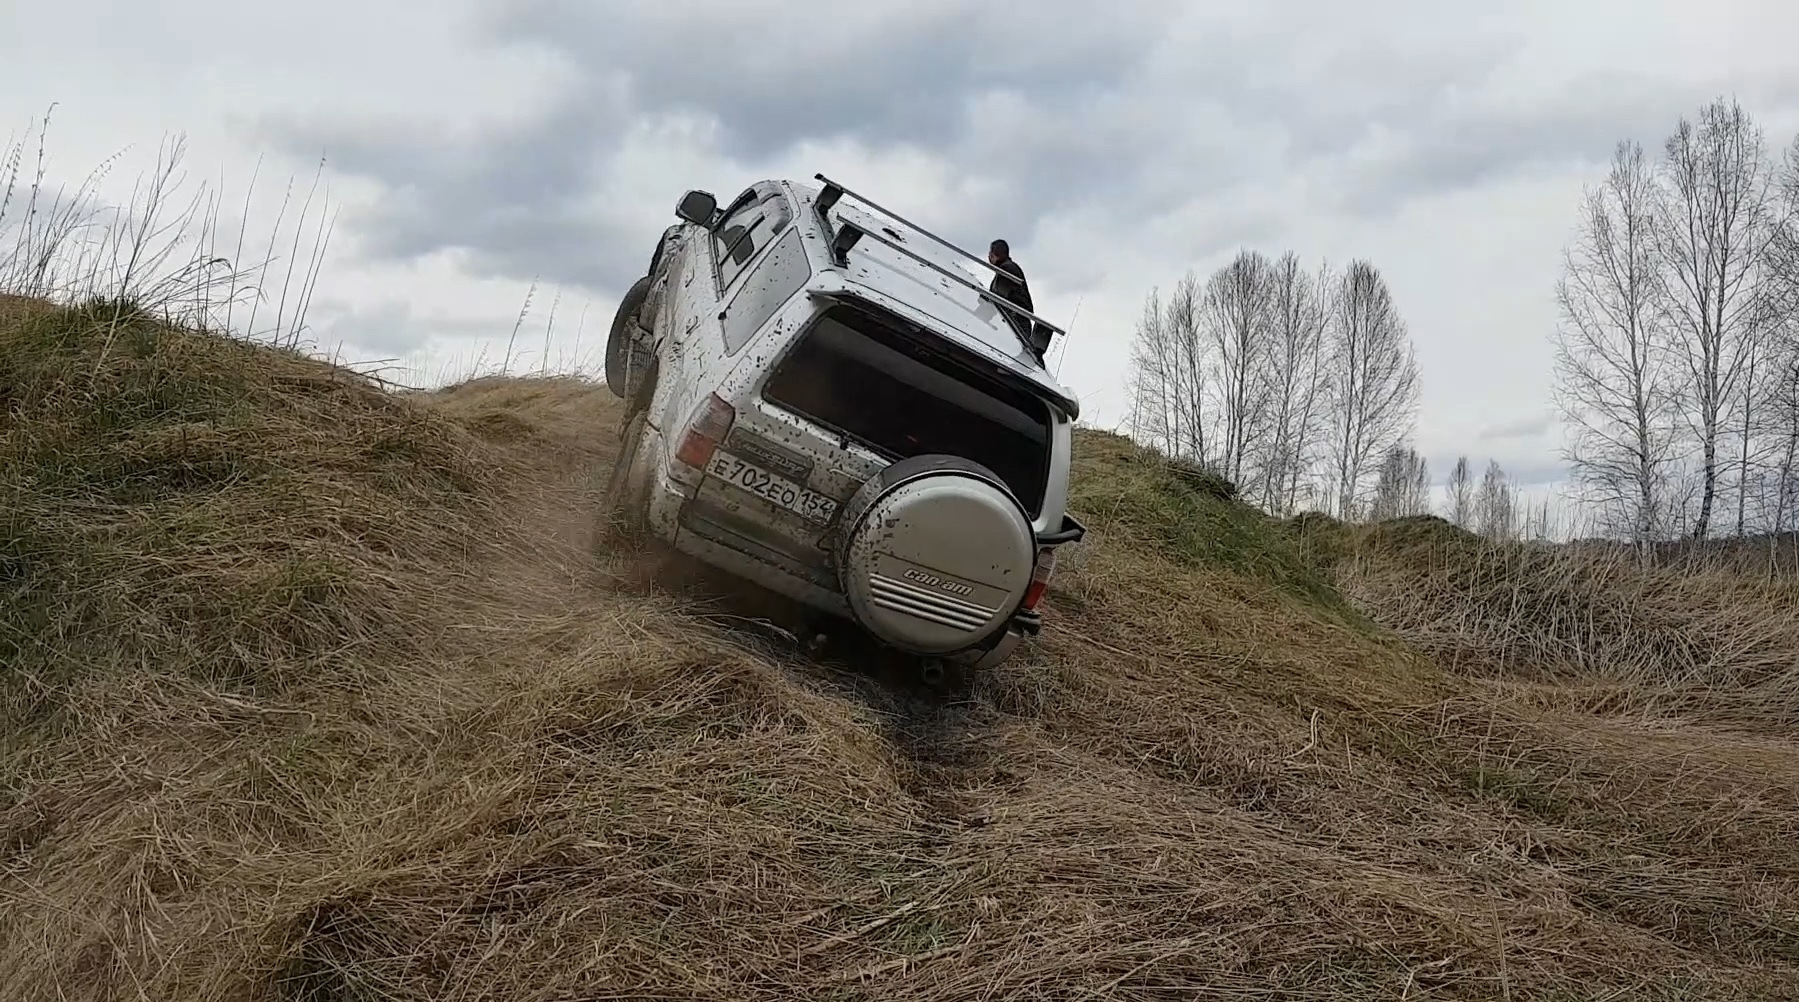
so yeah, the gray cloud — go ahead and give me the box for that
[306,296,514,360]
[261,0,1655,300]
[1329,74,1718,216]
[244,0,1799,502]
[1478,413,1556,442]
[1422,452,1568,492]
[484,0,1176,161]
[17,0,1799,514]
[264,90,643,289]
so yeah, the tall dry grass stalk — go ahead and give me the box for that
[1,106,333,349]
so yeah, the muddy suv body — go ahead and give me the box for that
[602,175,1084,673]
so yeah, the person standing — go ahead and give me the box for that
[987,239,1047,358]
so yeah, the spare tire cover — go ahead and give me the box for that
[836,455,1035,656]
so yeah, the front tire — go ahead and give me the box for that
[605,274,655,399]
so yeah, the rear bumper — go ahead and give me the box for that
[957,608,1041,670]
[650,475,1039,669]
[680,518,854,620]
[643,465,851,615]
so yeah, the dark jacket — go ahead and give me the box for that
[989,257,1033,316]
[990,257,1049,358]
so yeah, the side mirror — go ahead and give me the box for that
[675,190,718,227]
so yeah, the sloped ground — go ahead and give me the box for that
[3,304,1797,1001]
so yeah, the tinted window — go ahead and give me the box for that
[713,193,793,293]
[722,227,810,354]
[761,305,1053,515]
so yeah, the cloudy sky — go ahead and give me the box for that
[7,0,1799,496]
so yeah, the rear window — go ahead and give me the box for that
[761,304,1053,515]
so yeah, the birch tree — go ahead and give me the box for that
[1202,250,1275,493]
[1128,288,1172,447]
[1323,260,1420,519]
[1128,253,1417,519]
[1764,350,1799,533]
[1370,444,1431,520]
[1258,253,1332,514]
[1521,497,1558,542]
[1127,273,1208,463]
[1445,456,1474,529]
[1552,139,1680,545]
[1763,135,1799,532]
[1475,460,1517,541]
[1760,351,1799,533]
[1657,97,1775,539]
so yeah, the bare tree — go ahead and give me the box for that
[1764,137,1799,533]
[1202,249,1276,493]
[1127,274,1208,464]
[1167,273,1209,465]
[1129,252,1420,521]
[1258,253,1333,514]
[1475,460,1517,541]
[1657,97,1776,539]
[1765,350,1799,533]
[1323,260,1420,519]
[1128,288,1171,445]
[1444,456,1474,528]
[1521,497,1556,541]
[1409,451,1433,517]
[1369,444,1431,520]
[1553,139,1681,547]
[1733,336,1771,535]
[1768,133,1799,322]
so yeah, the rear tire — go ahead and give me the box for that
[605,274,655,399]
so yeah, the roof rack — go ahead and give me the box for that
[811,173,1067,354]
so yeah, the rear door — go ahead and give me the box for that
[758,303,1057,519]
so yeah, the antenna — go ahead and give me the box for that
[1052,294,1083,381]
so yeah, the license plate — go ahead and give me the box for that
[705,451,840,523]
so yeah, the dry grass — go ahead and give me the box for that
[3,306,1798,1000]
[1332,515,1799,724]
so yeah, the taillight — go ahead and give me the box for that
[1021,546,1056,611]
[674,393,735,469]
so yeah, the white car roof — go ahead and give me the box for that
[783,179,1080,419]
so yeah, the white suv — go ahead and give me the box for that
[600,175,1085,680]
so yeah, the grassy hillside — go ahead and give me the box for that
[3,303,1797,1001]
[1319,514,1799,721]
